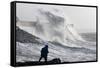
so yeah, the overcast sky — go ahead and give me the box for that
[16,3,96,33]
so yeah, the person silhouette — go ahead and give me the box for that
[39,45,49,62]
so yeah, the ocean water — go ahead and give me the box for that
[80,33,96,42]
[16,32,97,63]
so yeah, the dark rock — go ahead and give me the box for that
[49,58,61,64]
[16,58,61,66]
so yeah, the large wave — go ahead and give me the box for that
[17,7,85,45]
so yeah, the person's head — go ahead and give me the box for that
[45,45,48,48]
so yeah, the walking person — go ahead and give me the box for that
[39,45,49,62]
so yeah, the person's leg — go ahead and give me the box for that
[44,56,47,62]
[39,56,42,62]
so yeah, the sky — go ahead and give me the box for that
[16,3,96,33]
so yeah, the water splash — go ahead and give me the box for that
[17,8,85,45]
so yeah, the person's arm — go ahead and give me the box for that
[47,49,49,53]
